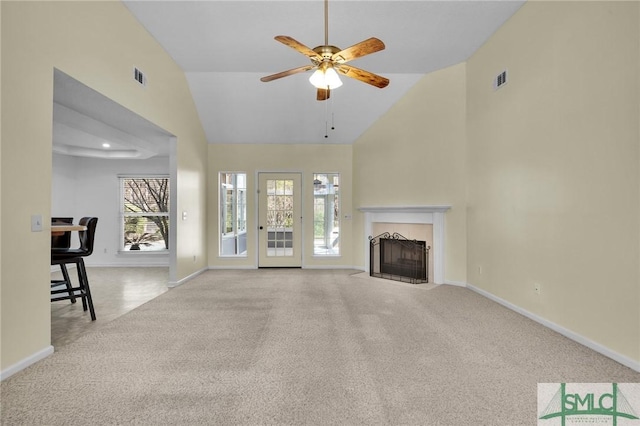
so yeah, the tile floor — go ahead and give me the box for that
[50,267,169,348]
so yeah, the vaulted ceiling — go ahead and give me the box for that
[122,0,526,145]
[52,1,525,158]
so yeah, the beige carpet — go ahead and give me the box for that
[2,269,639,425]
[350,271,439,290]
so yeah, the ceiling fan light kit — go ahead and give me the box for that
[261,0,389,101]
[309,63,343,90]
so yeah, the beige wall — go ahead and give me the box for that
[1,2,207,371]
[208,144,354,268]
[466,1,640,362]
[353,63,468,283]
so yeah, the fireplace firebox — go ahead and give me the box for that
[369,232,430,284]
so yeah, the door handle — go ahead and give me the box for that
[259,226,263,230]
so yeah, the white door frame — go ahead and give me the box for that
[256,172,303,268]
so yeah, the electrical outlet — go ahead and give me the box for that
[534,283,541,295]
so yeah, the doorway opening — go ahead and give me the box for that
[52,69,177,280]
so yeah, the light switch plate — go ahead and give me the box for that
[31,214,43,232]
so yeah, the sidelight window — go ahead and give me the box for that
[220,172,247,256]
[313,173,340,255]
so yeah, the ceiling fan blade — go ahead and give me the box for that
[260,65,315,82]
[274,35,322,61]
[336,64,389,88]
[317,88,330,101]
[331,37,385,63]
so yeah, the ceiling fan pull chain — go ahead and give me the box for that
[325,93,329,138]
[330,92,335,130]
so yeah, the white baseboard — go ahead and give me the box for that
[444,279,467,287]
[1,345,54,381]
[302,265,363,270]
[209,265,364,271]
[168,266,208,288]
[88,263,170,268]
[54,264,169,270]
[208,265,257,270]
[466,283,640,373]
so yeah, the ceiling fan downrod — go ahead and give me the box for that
[324,0,329,46]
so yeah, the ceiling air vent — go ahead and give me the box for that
[494,69,507,91]
[134,67,146,87]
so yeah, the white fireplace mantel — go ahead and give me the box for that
[359,205,451,284]
[358,206,451,214]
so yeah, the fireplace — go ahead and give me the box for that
[359,205,451,284]
[369,233,430,284]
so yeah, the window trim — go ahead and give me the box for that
[312,172,341,256]
[119,175,170,253]
[219,172,248,257]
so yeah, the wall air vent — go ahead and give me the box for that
[134,67,146,87]
[494,69,508,91]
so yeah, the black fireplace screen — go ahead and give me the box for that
[369,232,430,284]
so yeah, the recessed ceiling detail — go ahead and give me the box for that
[53,103,158,159]
[53,69,172,159]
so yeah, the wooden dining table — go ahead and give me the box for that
[51,224,86,236]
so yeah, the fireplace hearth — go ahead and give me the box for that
[369,232,430,284]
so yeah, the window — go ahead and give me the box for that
[120,177,170,251]
[313,173,340,255]
[220,173,247,256]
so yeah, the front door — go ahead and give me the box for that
[258,173,302,267]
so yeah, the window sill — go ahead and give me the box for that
[117,250,169,256]
[222,231,247,238]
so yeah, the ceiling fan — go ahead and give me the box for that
[260,0,389,101]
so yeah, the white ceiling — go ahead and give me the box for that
[123,0,526,145]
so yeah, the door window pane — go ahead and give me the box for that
[266,179,294,257]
